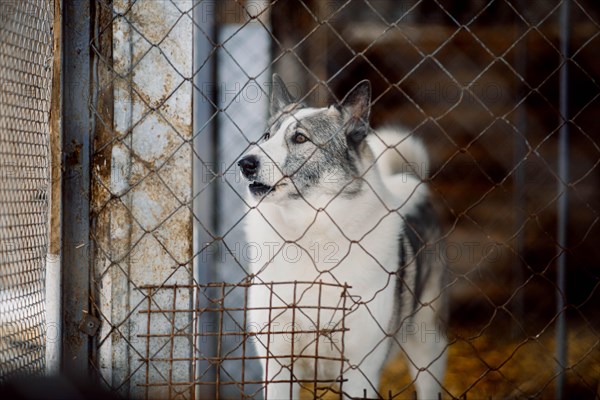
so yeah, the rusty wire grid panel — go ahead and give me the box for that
[0,0,53,380]
[137,281,350,399]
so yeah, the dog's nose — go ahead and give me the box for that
[238,155,259,177]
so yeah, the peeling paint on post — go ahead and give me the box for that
[94,1,195,397]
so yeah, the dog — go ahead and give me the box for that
[238,74,448,399]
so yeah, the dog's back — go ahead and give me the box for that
[368,127,430,179]
[369,127,449,399]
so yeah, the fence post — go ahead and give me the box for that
[47,0,64,376]
[555,0,571,398]
[61,0,92,377]
[511,0,528,338]
[194,0,217,396]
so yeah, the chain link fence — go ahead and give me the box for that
[85,0,600,399]
[0,0,53,381]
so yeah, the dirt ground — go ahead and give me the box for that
[378,322,600,399]
[300,321,599,399]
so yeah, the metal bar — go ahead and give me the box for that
[145,290,152,400]
[169,288,178,400]
[139,305,351,313]
[339,285,348,397]
[511,0,528,338]
[241,283,248,396]
[46,0,63,375]
[193,0,217,397]
[138,327,348,338]
[216,283,224,398]
[265,282,274,400]
[312,281,321,396]
[61,0,92,377]
[290,283,298,398]
[556,0,571,398]
[138,378,345,387]
[141,281,352,289]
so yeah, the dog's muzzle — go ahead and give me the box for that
[238,155,274,196]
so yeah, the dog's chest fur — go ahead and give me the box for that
[246,189,402,289]
[245,188,405,378]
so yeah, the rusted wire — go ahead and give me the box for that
[136,282,350,397]
[83,1,600,399]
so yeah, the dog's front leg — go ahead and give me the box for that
[261,356,300,400]
[340,364,380,399]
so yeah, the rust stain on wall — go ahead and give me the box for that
[95,1,195,396]
[91,0,115,213]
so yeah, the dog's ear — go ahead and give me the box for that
[340,80,371,145]
[270,73,294,116]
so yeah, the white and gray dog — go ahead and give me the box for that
[238,74,448,399]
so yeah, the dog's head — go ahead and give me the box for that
[238,74,374,203]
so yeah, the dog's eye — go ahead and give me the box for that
[263,132,270,140]
[292,132,308,144]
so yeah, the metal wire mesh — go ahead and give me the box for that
[136,281,349,399]
[88,1,600,399]
[0,0,53,381]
